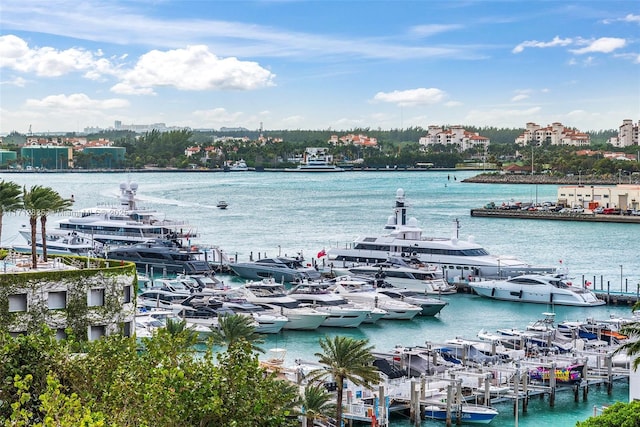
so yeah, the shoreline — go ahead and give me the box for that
[462,173,629,185]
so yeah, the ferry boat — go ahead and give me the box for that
[37,181,196,247]
[326,189,554,280]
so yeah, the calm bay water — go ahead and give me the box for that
[2,170,636,426]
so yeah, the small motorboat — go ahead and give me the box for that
[217,200,229,209]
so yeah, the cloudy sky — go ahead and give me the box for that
[1,1,638,134]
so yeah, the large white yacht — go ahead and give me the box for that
[49,181,196,247]
[326,188,553,280]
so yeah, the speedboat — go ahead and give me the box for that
[216,200,229,209]
[375,286,448,316]
[326,188,554,279]
[229,256,321,283]
[468,274,605,307]
[423,402,499,424]
[49,181,196,246]
[106,239,213,275]
[287,280,372,327]
[335,256,456,295]
[329,276,422,320]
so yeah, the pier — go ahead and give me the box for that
[470,208,640,223]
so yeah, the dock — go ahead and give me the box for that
[470,208,640,223]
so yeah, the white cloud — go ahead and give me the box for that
[0,34,115,77]
[372,88,447,107]
[464,107,542,127]
[512,36,573,54]
[511,94,529,102]
[570,37,626,54]
[444,101,463,107]
[192,107,245,125]
[603,14,640,25]
[409,24,463,37]
[111,45,276,94]
[25,93,129,109]
[0,76,27,87]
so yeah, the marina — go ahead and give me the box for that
[1,170,637,426]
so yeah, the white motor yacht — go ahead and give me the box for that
[236,279,328,330]
[326,188,554,279]
[375,286,448,316]
[230,256,321,283]
[287,280,373,327]
[468,274,605,307]
[329,276,422,320]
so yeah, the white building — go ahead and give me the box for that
[557,184,640,211]
[515,122,590,147]
[608,119,639,148]
[419,125,490,152]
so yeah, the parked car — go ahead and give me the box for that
[593,206,604,214]
[602,208,621,215]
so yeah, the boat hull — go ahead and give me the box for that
[470,283,605,307]
[424,405,498,424]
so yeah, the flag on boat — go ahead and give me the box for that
[317,249,326,258]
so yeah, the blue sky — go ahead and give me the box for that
[0,1,638,135]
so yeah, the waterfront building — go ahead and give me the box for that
[328,134,378,147]
[0,256,137,341]
[515,122,590,147]
[20,145,73,169]
[0,149,17,166]
[557,183,640,211]
[418,125,490,152]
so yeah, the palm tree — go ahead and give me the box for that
[617,301,640,369]
[0,180,22,245]
[307,336,379,426]
[37,189,73,262]
[209,313,265,353]
[22,185,53,268]
[300,384,336,427]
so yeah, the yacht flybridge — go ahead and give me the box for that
[326,189,554,280]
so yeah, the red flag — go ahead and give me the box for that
[317,249,326,258]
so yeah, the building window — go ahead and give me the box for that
[89,325,106,341]
[8,293,27,312]
[123,285,132,304]
[122,321,132,337]
[55,329,67,340]
[88,289,105,307]
[48,291,67,310]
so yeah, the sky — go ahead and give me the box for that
[0,1,639,135]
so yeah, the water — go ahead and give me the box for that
[2,170,636,426]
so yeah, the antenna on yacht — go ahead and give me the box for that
[453,218,460,239]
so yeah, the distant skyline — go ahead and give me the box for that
[1,1,638,135]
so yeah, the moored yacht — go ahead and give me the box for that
[330,276,422,320]
[326,188,554,280]
[230,256,321,283]
[236,279,328,330]
[50,181,196,246]
[106,239,213,275]
[468,274,605,307]
[287,280,372,327]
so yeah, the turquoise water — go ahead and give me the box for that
[2,170,637,425]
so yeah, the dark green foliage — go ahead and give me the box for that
[576,400,640,427]
[0,327,299,426]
